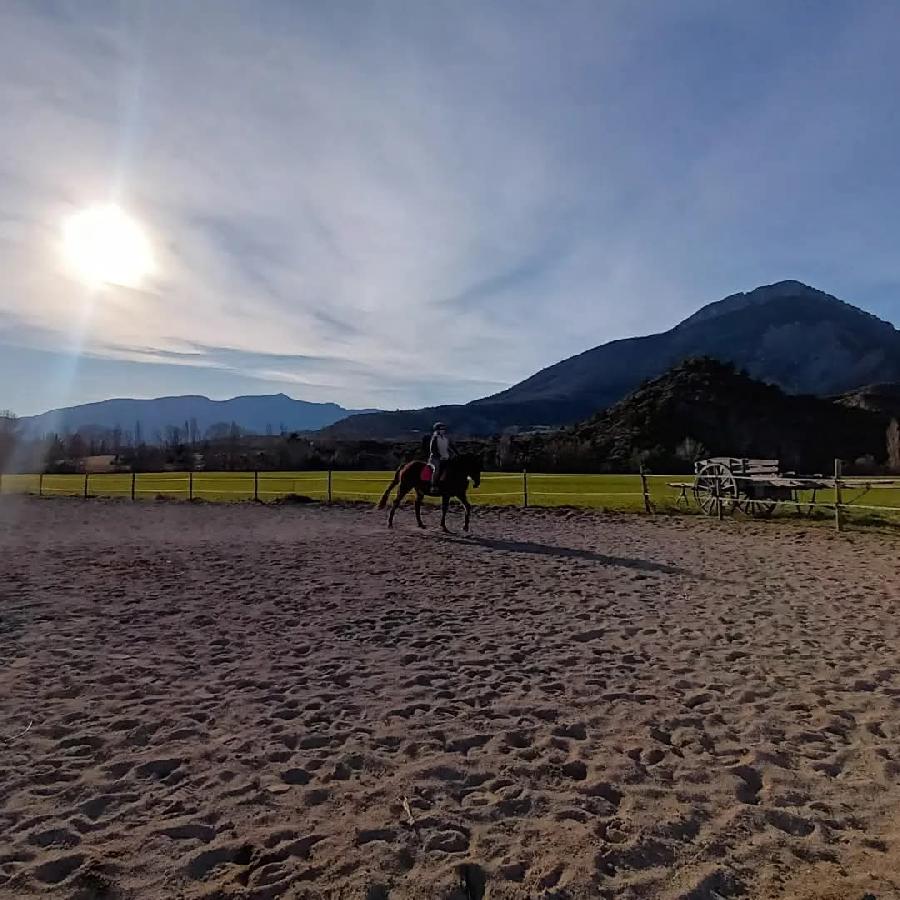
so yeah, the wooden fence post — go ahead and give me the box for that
[639,464,652,514]
[715,469,723,520]
[254,470,259,502]
[84,473,89,499]
[834,458,843,532]
[327,469,333,504]
[131,471,136,501]
[523,469,529,508]
[39,473,44,497]
[189,470,194,501]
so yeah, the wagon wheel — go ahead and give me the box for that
[693,462,739,516]
[741,497,777,518]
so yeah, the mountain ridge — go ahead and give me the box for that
[19,393,377,441]
[13,280,900,443]
[324,280,900,438]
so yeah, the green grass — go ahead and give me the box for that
[2,471,900,521]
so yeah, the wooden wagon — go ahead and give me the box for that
[670,457,832,517]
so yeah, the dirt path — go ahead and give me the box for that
[1,497,899,899]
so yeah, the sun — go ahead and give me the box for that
[63,204,154,288]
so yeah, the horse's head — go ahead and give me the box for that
[465,452,482,488]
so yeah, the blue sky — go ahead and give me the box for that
[3,0,900,416]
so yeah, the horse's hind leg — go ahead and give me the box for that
[461,494,472,532]
[389,483,411,528]
[414,490,426,528]
[440,494,451,532]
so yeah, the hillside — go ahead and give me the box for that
[19,394,376,441]
[836,382,900,419]
[513,358,890,474]
[326,280,900,438]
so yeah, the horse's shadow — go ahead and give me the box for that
[438,533,689,576]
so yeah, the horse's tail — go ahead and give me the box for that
[377,465,403,510]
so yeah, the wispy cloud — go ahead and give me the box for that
[2,0,900,415]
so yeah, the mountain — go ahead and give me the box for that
[19,394,377,441]
[325,280,900,438]
[518,357,890,474]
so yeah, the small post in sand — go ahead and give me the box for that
[83,473,89,499]
[131,471,135,501]
[834,458,843,532]
[39,473,43,497]
[522,469,528,508]
[189,470,194,501]
[327,469,333,504]
[254,470,259,502]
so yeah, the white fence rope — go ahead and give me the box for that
[5,468,900,521]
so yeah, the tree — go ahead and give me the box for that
[65,432,87,461]
[206,422,232,441]
[888,419,900,471]
[0,410,19,469]
[0,410,18,438]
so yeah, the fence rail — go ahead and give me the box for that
[1,466,900,529]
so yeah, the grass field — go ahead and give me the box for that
[2,470,900,522]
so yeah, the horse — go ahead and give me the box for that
[377,453,482,531]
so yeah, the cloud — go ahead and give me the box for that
[1,0,900,414]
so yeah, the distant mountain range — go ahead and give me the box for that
[325,280,900,438]
[19,394,375,441]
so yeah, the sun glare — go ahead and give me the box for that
[63,204,154,288]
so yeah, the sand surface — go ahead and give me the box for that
[2,496,900,899]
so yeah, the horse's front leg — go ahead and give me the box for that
[461,493,472,532]
[414,490,426,528]
[440,494,451,532]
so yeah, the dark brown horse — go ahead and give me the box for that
[377,453,482,531]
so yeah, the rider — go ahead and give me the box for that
[428,422,456,492]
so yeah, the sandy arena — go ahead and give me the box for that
[2,496,900,899]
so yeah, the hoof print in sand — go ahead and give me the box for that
[424,829,470,854]
[186,843,253,880]
[33,853,85,885]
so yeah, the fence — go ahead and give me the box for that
[1,465,900,528]
[0,470,661,508]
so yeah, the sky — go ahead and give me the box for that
[3,0,900,416]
